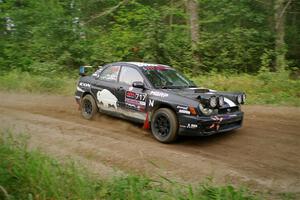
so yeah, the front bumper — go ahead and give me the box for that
[178,111,244,136]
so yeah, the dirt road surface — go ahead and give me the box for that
[0,92,299,195]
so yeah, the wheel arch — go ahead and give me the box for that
[150,102,177,121]
[150,103,179,143]
[81,91,97,102]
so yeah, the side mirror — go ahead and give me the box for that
[132,81,145,89]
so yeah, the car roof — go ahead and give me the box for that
[109,62,172,69]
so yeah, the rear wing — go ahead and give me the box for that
[79,65,102,76]
[79,66,93,76]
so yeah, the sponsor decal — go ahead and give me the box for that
[177,105,190,115]
[126,91,136,98]
[178,110,191,115]
[79,82,91,87]
[140,101,146,106]
[128,62,155,67]
[126,103,138,109]
[180,124,197,129]
[209,116,223,131]
[126,99,146,106]
[125,91,147,111]
[126,91,147,101]
[176,105,189,110]
[125,100,145,111]
[149,99,155,107]
[187,124,198,129]
[150,91,168,98]
[97,89,118,109]
[143,66,169,71]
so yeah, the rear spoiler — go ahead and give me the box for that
[79,65,102,76]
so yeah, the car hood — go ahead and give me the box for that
[164,87,242,107]
[167,87,211,98]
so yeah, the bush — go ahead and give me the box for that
[0,70,299,106]
[0,70,76,95]
[191,70,300,106]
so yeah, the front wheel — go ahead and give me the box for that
[81,94,98,120]
[151,108,178,143]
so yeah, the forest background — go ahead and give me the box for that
[0,0,299,105]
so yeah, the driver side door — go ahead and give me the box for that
[115,66,148,122]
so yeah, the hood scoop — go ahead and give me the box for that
[193,88,210,93]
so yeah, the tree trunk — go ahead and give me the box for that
[186,0,199,50]
[169,0,174,28]
[274,0,291,71]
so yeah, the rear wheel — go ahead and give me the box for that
[81,94,97,120]
[151,108,178,143]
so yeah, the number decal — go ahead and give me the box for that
[135,93,146,101]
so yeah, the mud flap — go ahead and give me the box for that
[143,112,150,129]
[75,99,81,111]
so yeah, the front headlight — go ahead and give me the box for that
[199,104,213,115]
[236,95,242,104]
[242,93,246,103]
[218,96,224,107]
[209,96,217,108]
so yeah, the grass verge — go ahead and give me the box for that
[191,71,300,106]
[0,131,261,200]
[0,70,76,95]
[0,70,299,106]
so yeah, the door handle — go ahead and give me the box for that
[117,86,124,91]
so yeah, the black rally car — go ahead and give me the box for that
[75,62,245,143]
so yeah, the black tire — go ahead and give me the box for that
[151,108,178,143]
[81,94,98,120]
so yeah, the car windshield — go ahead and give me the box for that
[142,67,196,89]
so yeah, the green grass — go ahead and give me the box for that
[0,70,76,95]
[191,70,300,106]
[0,131,261,200]
[0,70,299,106]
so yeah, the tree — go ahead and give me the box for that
[274,0,292,71]
[0,0,299,74]
[185,0,200,69]
[186,0,199,49]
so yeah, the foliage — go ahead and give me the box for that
[0,70,299,106]
[0,0,299,106]
[0,131,262,200]
[191,70,300,106]
[0,70,76,95]
[0,0,299,74]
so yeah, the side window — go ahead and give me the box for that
[99,66,120,82]
[119,67,144,86]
